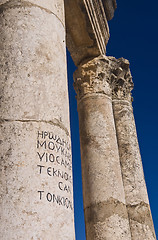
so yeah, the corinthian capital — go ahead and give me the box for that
[73,55,113,100]
[111,58,134,102]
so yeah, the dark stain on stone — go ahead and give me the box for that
[84,197,128,224]
[127,201,155,233]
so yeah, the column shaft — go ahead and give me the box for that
[111,58,156,239]
[74,56,131,240]
[0,1,75,239]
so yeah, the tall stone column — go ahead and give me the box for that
[0,1,75,239]
[111,58,156,239]
[74,56,131,240]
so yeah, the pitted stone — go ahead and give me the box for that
[112,58,156,239]
[0,1,75,239]
[74,55,131,240]
[111,58,134,102]
[74,55,115,99]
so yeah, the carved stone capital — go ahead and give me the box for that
[111,58,134,102]
[73,55,113,100]
[74,56,134,102]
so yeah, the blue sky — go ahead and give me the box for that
[67,0,158,238]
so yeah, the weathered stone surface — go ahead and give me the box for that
[0,0,65,25]
[0,122,74,240]
[0,1,69,128]
[65,0,110,66]
[112,58,156,239]
[102,0,117,20]
[74,55,131,240]
[0,1,75,239]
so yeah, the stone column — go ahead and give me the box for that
[74,56,131,240]
[111,58,156,239]
[0,1,75,239]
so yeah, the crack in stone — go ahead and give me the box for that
[113,99,132,105]
[78,92,112,106]
[0,118,70,136]
[84,197,129,223]
[0,0,64,27]
[127,201,155,232]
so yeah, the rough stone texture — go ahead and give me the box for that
[65,0,110,66]
[102,0,117,20]
[0,1,75,239]
[111,58,156,239]
[0,0,65,25]
[74,56,131,240]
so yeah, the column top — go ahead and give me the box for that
[111,58,134,102]
[73,55,113,100]
[73,55,133,102]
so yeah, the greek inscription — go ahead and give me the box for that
[37,130,73,209]
[37,140,46,149]
[37,165,72,183]
[58,182,71,193]
[38,190,44,200]
[37,131,71,150]
[37,140,71,159]
[37,152,72,170]
[38,191,73,210]
[37,165,45,174]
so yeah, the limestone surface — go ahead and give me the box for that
[112,58,156,239]
[74,56,131,240]
[0,0,75,239]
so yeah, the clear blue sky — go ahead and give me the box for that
[67,0,158,239]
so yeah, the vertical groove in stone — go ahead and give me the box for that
[111,57,156,239]
[74,55,131,240]
[0,1,75,239]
